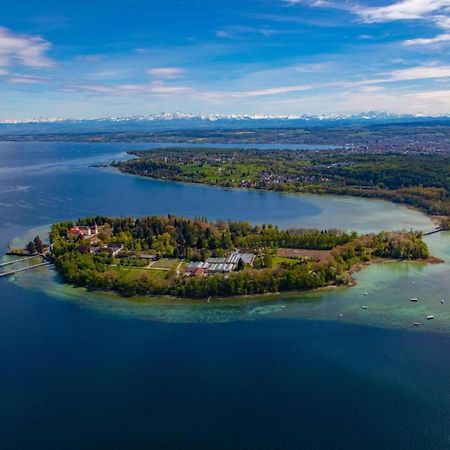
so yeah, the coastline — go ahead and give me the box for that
[113,163,445,230]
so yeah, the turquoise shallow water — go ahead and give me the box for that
[0,142,449,449]
[9,230,450,332]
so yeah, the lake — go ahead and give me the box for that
[0,142,449,449]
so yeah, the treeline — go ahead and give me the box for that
[309,153,450,191]
[51,215,356,260]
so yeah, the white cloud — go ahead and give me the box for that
[0,26,54,68]
[434,14,450,27]
[389,64,450,80]
[216,30,232,39]
[290,0,450,28]
[355,0,450,23]
[324,64,450,90]
[405,89,450,110]
[147,67,185,78]
[6,74,49,84]
[410,88,450,98]
[403,32,450,44]
[233,84,313,97]
[215,26,278,39]
[357,34,374,40]
[59,80,193,96]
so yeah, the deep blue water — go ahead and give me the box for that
[0,142,449,449]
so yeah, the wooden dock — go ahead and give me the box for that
[423,227,445,236]
[0,255,41,268]
[0,262,52,278]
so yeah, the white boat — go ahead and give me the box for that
[413,322,421,326]
[441,299,445,304]
[427,315,434,320]
[363,292,368,296]
[410,298,418,302]
[362,305,368,310]
[338,314,343,318]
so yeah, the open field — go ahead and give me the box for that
[277,248,332,261]
[111,266,169,282]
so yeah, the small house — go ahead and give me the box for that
[105,244,124,257]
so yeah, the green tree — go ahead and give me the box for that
[34,236,44,253]
[27,241,37,254]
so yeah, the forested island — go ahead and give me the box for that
[113,148,450,217]
[49,215,430,299]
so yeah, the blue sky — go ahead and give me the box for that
[0,0,449,119]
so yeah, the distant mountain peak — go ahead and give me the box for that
[2,111,448,125]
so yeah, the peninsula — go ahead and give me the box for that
[113,148,450,219]
[49,215,430,299]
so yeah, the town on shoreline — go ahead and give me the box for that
[113,147,450,222]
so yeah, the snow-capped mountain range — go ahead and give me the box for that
[0,111,449,134]
[1,111,449,125]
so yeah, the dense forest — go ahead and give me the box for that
[50,215,430,299]
[51,215,356,259]
[114,148,450,216]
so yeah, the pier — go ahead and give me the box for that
[423,227,445,236]
[0,262,52,278]
[0,253,53,278]
[0,255,42,268]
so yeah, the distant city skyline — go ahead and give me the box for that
[1,0,450,119]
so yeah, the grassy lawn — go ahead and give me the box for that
[112,266,169,281]
[151,258,181,270]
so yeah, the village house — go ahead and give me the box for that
[90,243,124,257]
[67,224,98,239]
[105,244,124,257]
